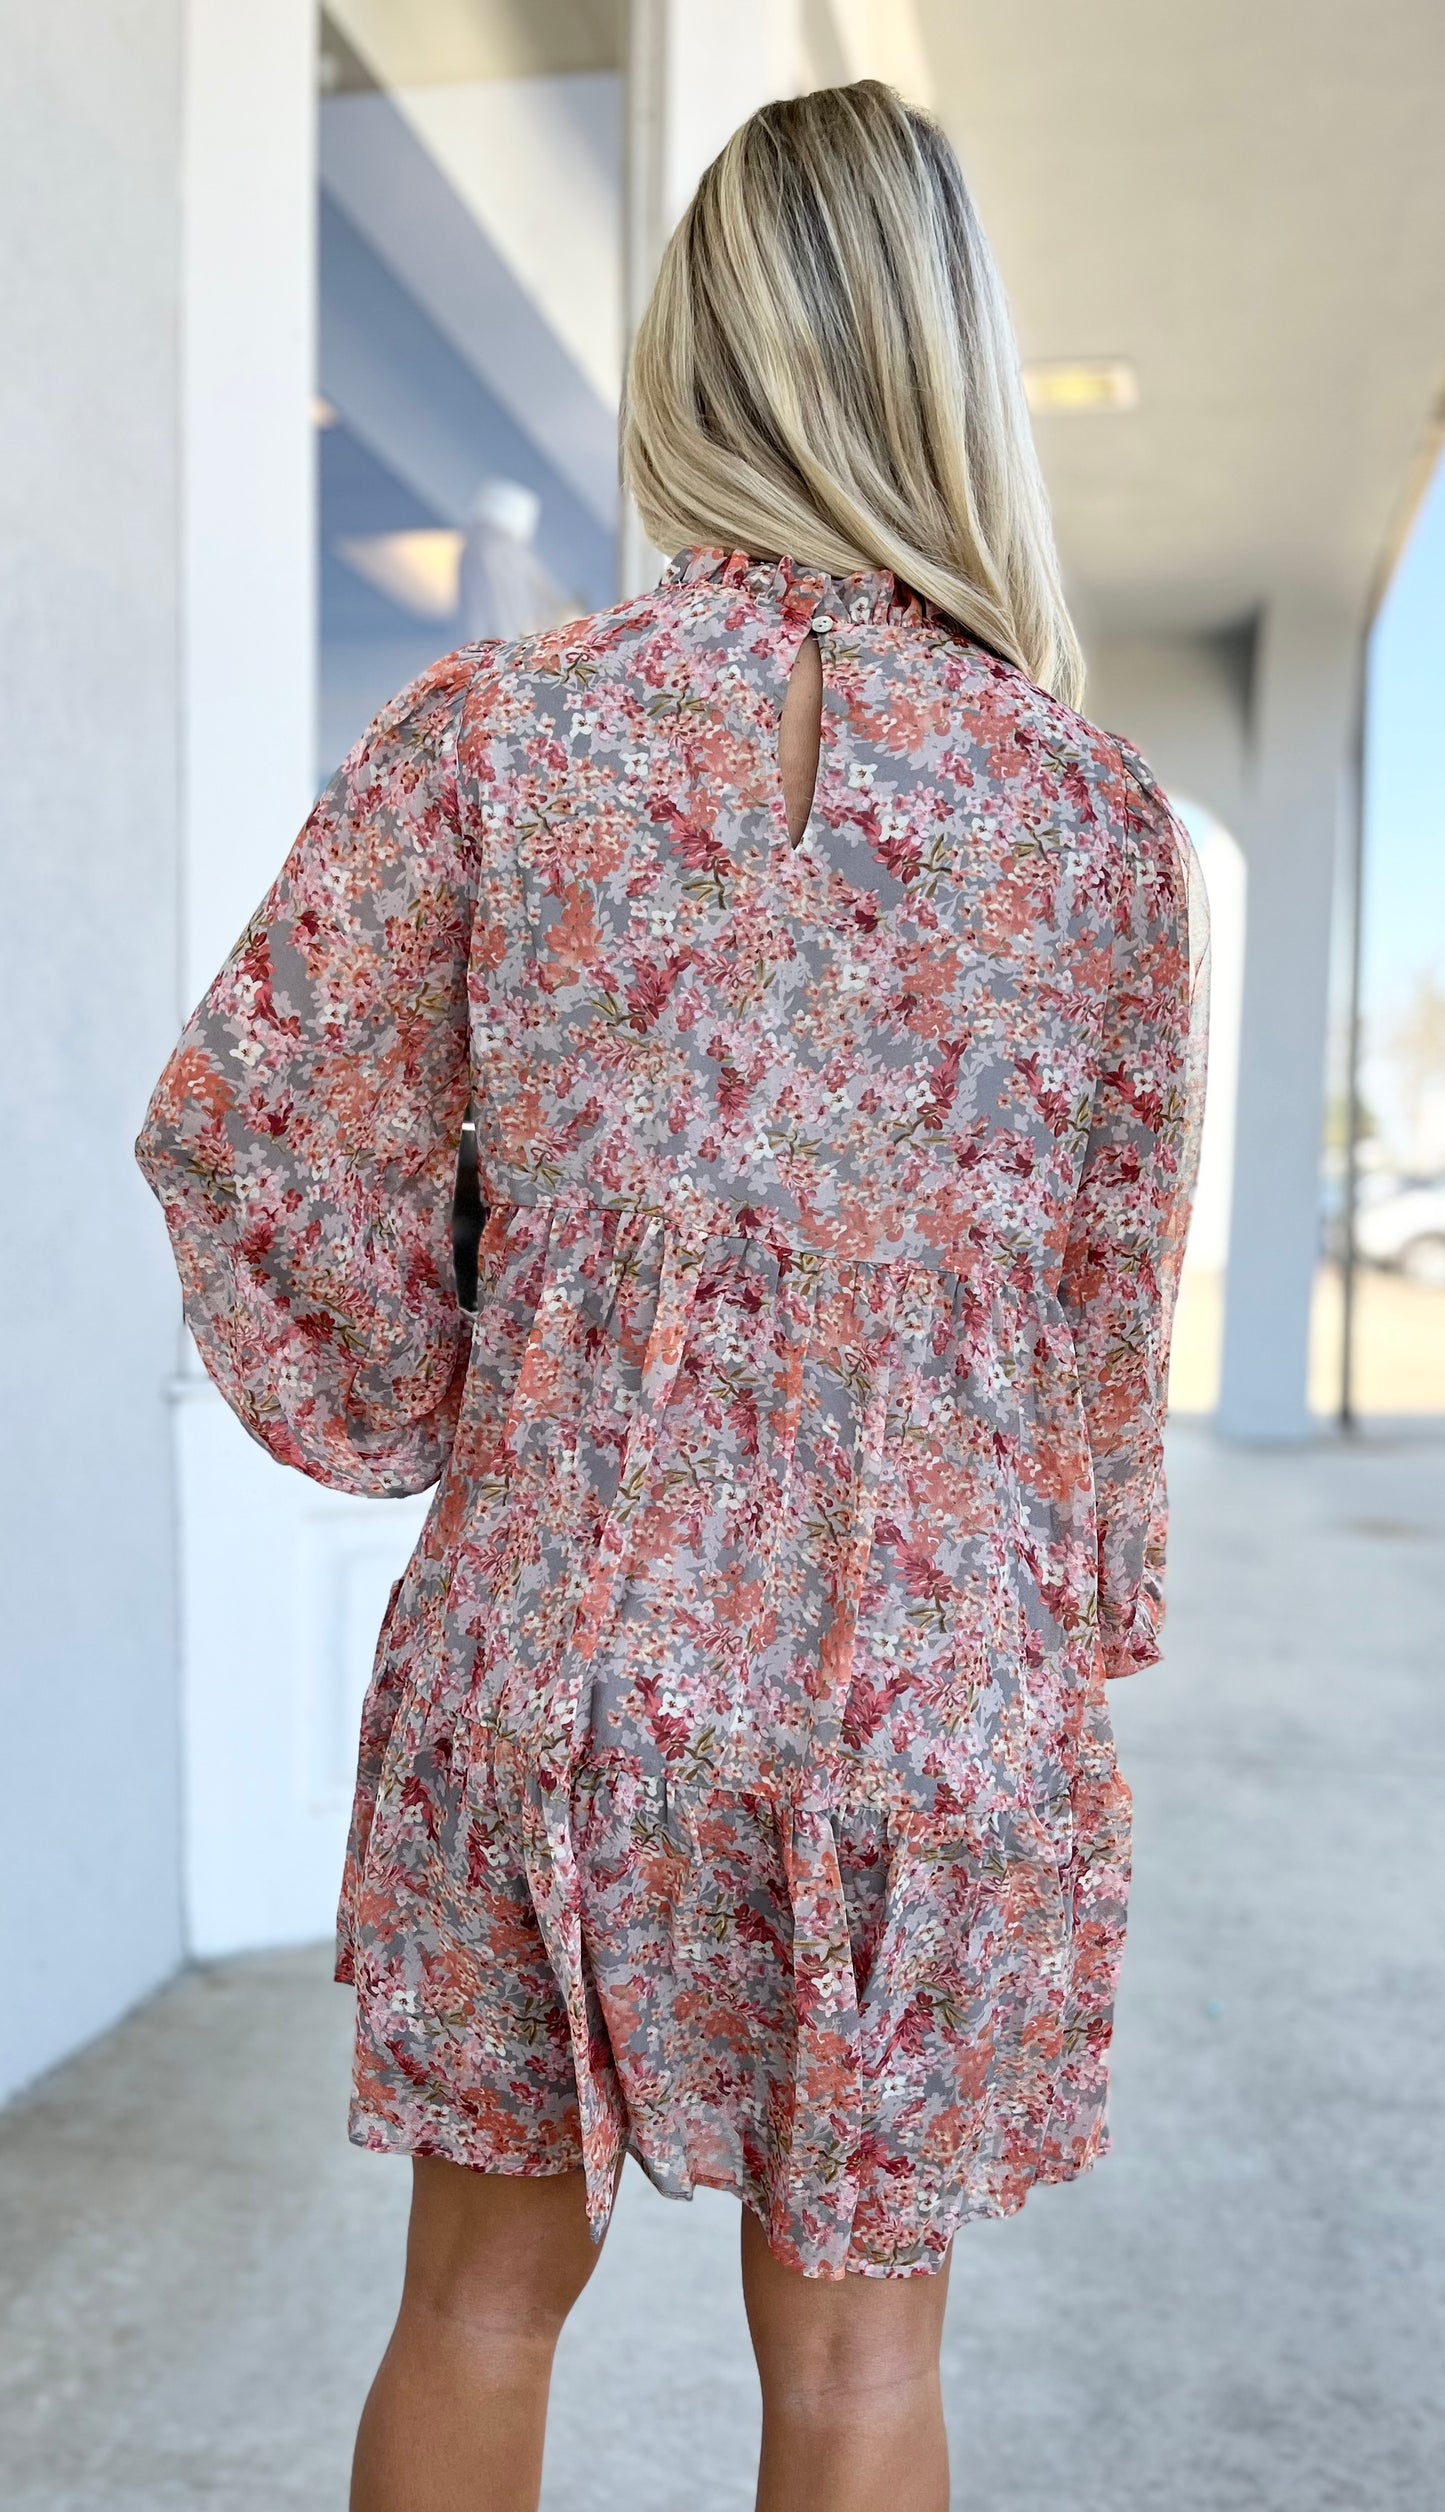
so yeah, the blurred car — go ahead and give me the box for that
[1352,1176,1445,1286]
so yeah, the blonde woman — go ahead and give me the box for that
[139,81,1202,2512]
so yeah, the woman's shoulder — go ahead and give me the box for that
[402,583,704,710]
[883,621,1167,851]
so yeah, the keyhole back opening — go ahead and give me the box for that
[778,628,824,848]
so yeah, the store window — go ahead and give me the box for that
[314,2,625,776]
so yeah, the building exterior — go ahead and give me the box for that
[3,0,1443,2106]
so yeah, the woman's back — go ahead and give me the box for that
[454,544,1184,1268]
[138,540,1198,2278]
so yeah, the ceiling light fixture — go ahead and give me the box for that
[335,531,464,620]
[1022,359,1139,415]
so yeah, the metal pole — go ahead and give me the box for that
[1338,643,1369,1432]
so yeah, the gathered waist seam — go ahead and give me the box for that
[474,1179,1056,1288]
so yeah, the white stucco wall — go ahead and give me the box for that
[0,2,186,2101]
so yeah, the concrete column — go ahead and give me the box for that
[1217,599,1360,1440]
[631,0,801,250]
[182,0,317,998]
[0,3,185,2102]
[620,0,802,592]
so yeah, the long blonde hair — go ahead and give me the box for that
[623,82,1083,706]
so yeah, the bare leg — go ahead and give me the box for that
[741,2208,952,2512]
[351,2159,603,2512]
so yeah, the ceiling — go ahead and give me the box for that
[320,0,622,90]
[917,0,1445,641]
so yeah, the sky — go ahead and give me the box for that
[1363,447,1445,1023]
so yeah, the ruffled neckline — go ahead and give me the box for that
[661,545,935,631]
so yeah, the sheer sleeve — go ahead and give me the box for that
[137,652,485,1496]
[1060,743,1209,1676]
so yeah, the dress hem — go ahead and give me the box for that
[344,2097,1109,2281]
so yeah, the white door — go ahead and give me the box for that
[174,1372,430,1957]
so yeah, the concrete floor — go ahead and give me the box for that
[2,1422,1443,2512]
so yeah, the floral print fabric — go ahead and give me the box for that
[139,548,1204,2278]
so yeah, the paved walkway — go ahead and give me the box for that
[2,1424,1442,2511]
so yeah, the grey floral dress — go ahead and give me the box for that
[139,547,1205,2277]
